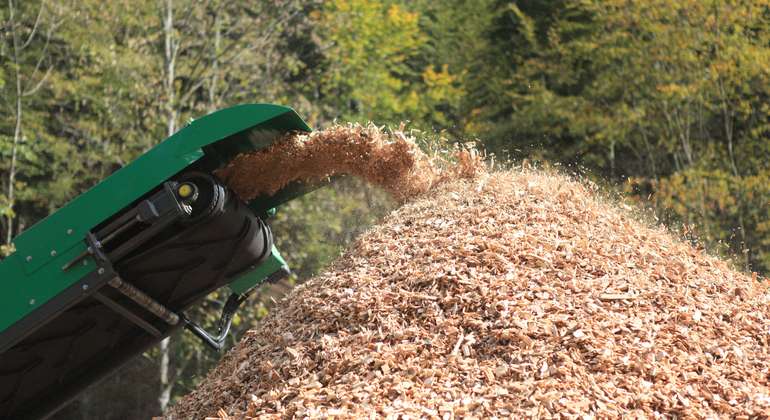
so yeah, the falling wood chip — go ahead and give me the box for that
[168,129,770,419]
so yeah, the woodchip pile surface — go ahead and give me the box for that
[172,167,770,418]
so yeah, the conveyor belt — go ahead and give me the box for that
[0,176,272,419]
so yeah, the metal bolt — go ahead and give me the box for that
[97,268,105,275]
[25,256,32,262]
[67,229,73,235]
[50,250,57,257]
[29,299,35,305]
[82,284,89,291]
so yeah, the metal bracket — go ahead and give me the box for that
[92,292,162,337]
[181,293,248,352]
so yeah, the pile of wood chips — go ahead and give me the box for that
[170,154,770,418]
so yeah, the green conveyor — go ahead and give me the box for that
[0,104,327,419]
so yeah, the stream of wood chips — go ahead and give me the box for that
[215,123,481,204]
[169,127,770,419]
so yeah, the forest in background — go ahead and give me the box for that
[1,0,768,418]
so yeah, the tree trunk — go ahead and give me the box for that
[208,10,221,112]
[158,0,177,413]
[158,336,172,412]
[5,0,23,246]
[164,0,177,138]
[609,138,615,179]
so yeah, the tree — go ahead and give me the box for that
[0,0,64,248]
[457,0,770,271]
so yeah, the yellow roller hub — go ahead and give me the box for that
[178,183,194,199]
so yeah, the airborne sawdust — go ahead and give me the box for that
[216,123,482,203]
[169,129,770,418]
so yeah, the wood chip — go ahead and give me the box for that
[599,293,637,301]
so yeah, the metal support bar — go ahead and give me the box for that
[107,277,180,326]
[98,217,139,247]
[107,214,177,262]
[92,292,161,337]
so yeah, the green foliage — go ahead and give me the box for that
[453,0,770,271]
[316,0,424,122]
[314,0,468,129]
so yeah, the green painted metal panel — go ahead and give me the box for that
[0,243,94,332]
[228,245,289,295]
[0,104,311,332]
